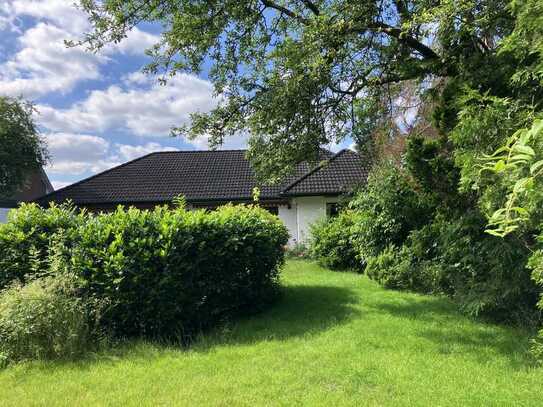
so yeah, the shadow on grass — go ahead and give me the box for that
[371,296,537,369]
[5,284,361,371]
[195,284,362,347]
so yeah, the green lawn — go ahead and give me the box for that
[1,260,542,406]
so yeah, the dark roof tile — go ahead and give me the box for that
[281,149,370,196]
[38,149,368,205]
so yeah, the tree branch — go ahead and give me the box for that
[260,0,308,24]
[367,22,441,61]
[394,0,410,22]
[328,64,436,97]
[301,0,320,16]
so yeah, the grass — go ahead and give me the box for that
[1,260,542,406]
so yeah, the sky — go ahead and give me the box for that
[0,0,357,191]
[0,0,252,190]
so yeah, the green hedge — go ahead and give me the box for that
[68,204,287,339]
[0,203,82,289]
[0,203,288,341]
[365,245,440,293]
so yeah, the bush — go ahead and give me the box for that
[365,245,439,293]
[68,204,289,340]
[0,203,82,289]
[528,245,543,360]
[362,210,540,323]
[349,162,433,260]
[433,212,539,322]
[309,210,364,270]
[365,246,408,289]
[0,272,94,366]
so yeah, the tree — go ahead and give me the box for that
[0,97,48,198]
[74,0,518,180]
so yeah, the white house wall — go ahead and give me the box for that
[0,208,10,223]
[278,203,298,245]
[289,196,340,245]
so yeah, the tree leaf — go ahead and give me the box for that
[530,160,543,175]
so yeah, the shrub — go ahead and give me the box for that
[362,209,540,322]
[68,204,288,340]
[0,272,93,366]
[349,162,433,260]
[528,245,543,360]
[0,203,82,289]
[365,245,439,293]
[434,212,539,323]
[365,246,408,289]
[309,210,363,270]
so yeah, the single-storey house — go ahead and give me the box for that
[1,168,54,223]
[37,148,369,246]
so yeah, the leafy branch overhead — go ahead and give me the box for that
[75,0,511,179]
[478,119,543,237]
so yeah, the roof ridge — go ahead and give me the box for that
[150,149,247,153]
[281,149,348,194]
[38,152,158,203]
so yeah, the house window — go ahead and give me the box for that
[265,206,279,215]
[326,203,339,218]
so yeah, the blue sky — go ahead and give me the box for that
[0,0,351,190]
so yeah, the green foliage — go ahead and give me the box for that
[0,203,288,344]
[432,212,538,322]
[0,97,48,198]
[349,162,433,260]
[67,204,288,339]
[450,91,534,190]
[501,0,543,90]
[0,203,83,290]
[476,119,543,236]
[528,238,543,360]
[309,211,363,270]
[73,0,523,179]
[365,245,440,294]
[405,136,464,209]
[0,273,93,366]
[363,210,539,322]
[365,246,411,290]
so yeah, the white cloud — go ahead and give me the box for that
[51,180,72,190]
[45,132,109,162]
[0,23,105,98]
[116,142,178,161]
[105,28,159,56]
[0,0,159,98]
[6,0,89,34]
[38,73,218,137]
[45,132,114,175]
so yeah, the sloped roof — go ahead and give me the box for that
[37,149,368,205]
[282,149,370,196]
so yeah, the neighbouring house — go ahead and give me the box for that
[0,168,54,222]
[36,149,369,246]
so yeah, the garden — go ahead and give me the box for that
[2,0,543,405]
[0,202,288,365]
[0,199,542,405]
[0,260,542,406]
